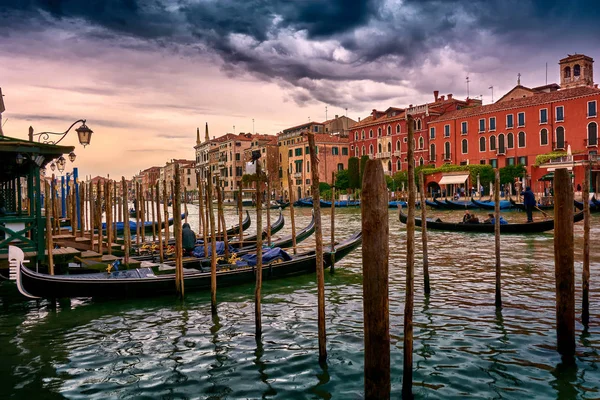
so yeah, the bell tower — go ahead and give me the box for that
[559,54,594,89]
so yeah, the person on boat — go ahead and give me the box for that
[462,210,472,223]
[182,223,197,256]
[521,186,536,223]
[484,213,507,224]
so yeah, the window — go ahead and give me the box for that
[517,112,525,127]
[489,117,496,131]
[295,148,302,156]
[555,127,565,149]
[378,127,382,137]
[418,137,424,149]
[403,137,408,143]
[507,132,514,149]
[397,160,401,171]
[430,127,435,139]
[332,146,339,155]
[355,147,359,157]
[444,142,451,159]
[588,101,597,117]
[369,144,374,154]
[396,140,400,151]
[362,146,366,155]
[498,134,505,154]
[288,149,292,157]
[444,124,450,137]
[564,66,571,79]
[378,143,382,153]
[461,139,468,154]
[479,118,485,132]
[490,135,496,151]
[369,129,373,138]
[338,163,344,171]
[574,64,581,77]
[314,126,319,133]
[387,161,392,171]
[540,128,548,146]
[417,119,422,131]
[518,156,527,166]
[362,130,365,140]
[419,157,424,166]
[387,142,392,153]
[518,131,526,148]
[588,122,598,146]
[540,108,548,124]
[479,136,486,152]
[507,157,515,166]
[461,121,468,134]
[506,114,514,129]
[396,124,401,134]
[354,132,358,141]
[556,106,564,122]
[430,143,436,161]
[387,126,391,136]
[342,147,348,156]
[490,159,498,168]
[307,161,310,173]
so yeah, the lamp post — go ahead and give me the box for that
[32,119,93,147]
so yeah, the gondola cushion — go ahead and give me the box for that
[236,247,292,267]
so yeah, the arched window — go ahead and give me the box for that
[419,157,424,166]
[418,137,424,149]
[417,119,422,131]
[388,161,392,171]
[387,126,392,136]
[413,119,418,131]
[387,142,392,152]
[378,127,382,137]
[556,127,565,149]
[564,66,571,78]
[354,132,358,141]
[507,132,514,148]
[396,140,401,151]
[355,147,359,157]
[574,64,581,77]
[540,128,548,146]
[362,145,366,155]
[361,130,365,140]
[498,133,505,153]
[430,143,436,161]
[369,144,374,154]
[479,136,486,152]
[396,124,401,134]
[369,129,373,138]
[490,135,496,151]
[397,159,401,171]
[378,143,382,153]
[518,131,526,148]
[461,138,468,154]
[444,141,451,159]
[588,122,598,146]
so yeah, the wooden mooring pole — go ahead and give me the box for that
[97,179,103,254]
[216,180,230,260]
[156,182,164,263]
[163,180,169,243]
[207,171,218,314]
[238,185,243,248]
[255,162,264,337]
[286,169,297,255]
[494,169,501,308]
[44,181,55,275]
[135,182,141,247]
[266,180,271,247]
[199,180,208,257]
[174,164,184,298]
[106,180,112,255]
[553,168,575,361]
[582,163,590,325]
[330,171,336,273]
[419,171,430,294]
[403,114,415,399]
[151,185,156,242]
[308,131,326,361]
[361,160,390,399]
[121,178,130,266]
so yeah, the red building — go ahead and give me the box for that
[428,54,599,193]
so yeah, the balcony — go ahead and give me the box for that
[393,151,401,157]
[293,172,302,178]
[376,152,391,159]
[584,138,598,147]
[443,153,451,161]
[368,154,374,160]
[218,161,226,167]
[497,148,506,156]
[429,155,437,162]
[552,140,569,151]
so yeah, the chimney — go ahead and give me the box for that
[440,95,445,101]
[409,104,413,108]
[335,114,338,119]
[372,109,377,117]
[358,117,361,122]
[433,90,439,101]
[447,93,453,100]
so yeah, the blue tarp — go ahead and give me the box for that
[192,241,235,258]
[236,247,292,267]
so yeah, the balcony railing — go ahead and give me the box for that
[393,150,401,157]
[552,140,569,151]
[584,138,598,147]
[293,172,302,178]
[368,154,374,160]
[443,153,451,161]
[376,152,391,159]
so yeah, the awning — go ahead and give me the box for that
[539,172,574,181]
[439,174,470,185]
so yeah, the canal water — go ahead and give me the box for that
[1,205,599,399]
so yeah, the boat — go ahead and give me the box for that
[471,198,513,210]
[398,209,584,234]
[441,199,479,210]
[102,213,187,235]
[574,199,600,213]
[9,231,362,299]
[319,199,360,207]
[425,199,442,209]
[509,198,554,211]
[388,200,407,208]
[294,198,313,207]
[230,211,284,246]
[217,210,252,238]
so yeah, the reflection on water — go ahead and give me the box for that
[1,206,599,399]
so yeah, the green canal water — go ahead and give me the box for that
[1,206,599,399]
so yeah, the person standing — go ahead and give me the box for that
[521,186,536,223]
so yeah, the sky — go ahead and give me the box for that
[1,0,599,178]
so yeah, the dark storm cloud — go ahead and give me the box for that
[2,0,599,107]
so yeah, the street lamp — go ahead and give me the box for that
[50,162,56,172]
[68,151,76,163]
[56,156,66,173]
[33,119,93,147]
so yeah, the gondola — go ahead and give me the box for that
[102,213,187,235]
[441,198,479,210]
[294,198,313,207]
[425,199,442,209]
[509,198,554,211]
[230,211,285,246]
[319,199,360,207]
[398,209,584,233]
[471,198,512,210]
[574,199,600,213]
[388,200,407,208]
[9,231,362,300]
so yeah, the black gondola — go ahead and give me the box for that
[574,199,600,212]
[471,198,513,210]
[398,209,584,233]
[442,199,479,210]
[231,211,284,246]
[10,231,362,299]
[509,198,554,211]
[102,213,187,235]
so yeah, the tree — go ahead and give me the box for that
[359,155,370,186]
[348,157,359,190]
[499,164,526,185]
[335,169,349,191]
